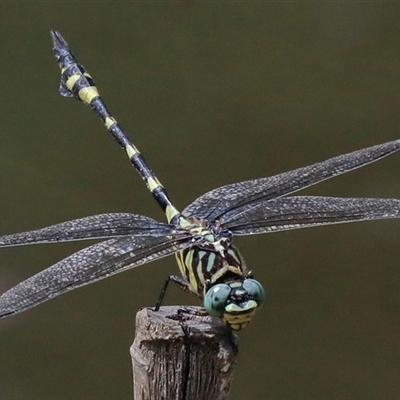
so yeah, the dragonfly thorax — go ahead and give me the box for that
[175,219,241,293]
[175,217,265,330]
[173,217,264,329]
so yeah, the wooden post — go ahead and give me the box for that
[130,306,239,400]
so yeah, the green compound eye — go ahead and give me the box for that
[243,279,266,306]
[204,284,231,317]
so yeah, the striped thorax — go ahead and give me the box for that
[175,217,266,330]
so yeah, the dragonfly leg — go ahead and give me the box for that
[176,307,208,337]
[177,306,208,317]
[153,275,200,311]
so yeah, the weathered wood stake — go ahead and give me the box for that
[131,306,239,400]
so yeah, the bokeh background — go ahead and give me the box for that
[1,3,400,400]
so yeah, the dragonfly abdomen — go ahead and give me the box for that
[51,30,180,223]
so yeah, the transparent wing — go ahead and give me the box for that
[183,139,400,220]
[0,213,178,247]
[0,234,191,319]
[222,196,400,235]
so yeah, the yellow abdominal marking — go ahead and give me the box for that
[125,144,139,158]
[147,176,162,192]
[66,74,80,91]
[78,86,99,104]
[105,117,117,129]
[165,204,180,223]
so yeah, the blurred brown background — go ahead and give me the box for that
[0,3,400,400]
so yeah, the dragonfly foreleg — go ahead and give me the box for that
[153,275,201,311]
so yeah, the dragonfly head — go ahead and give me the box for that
[203,279,266,330]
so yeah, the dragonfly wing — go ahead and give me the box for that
[0,213,178,247]
[183,139,400,220]
[223,196,400,235]
[0,234,191,319]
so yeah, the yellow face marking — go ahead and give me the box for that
[125,144,139,159]
[78,86,99,104]
[222,304,257,331]
[225,300,257,313]
[105,117,117,129]
[66,74,80,91]
[230,322,248,331]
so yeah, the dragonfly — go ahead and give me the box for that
[0,30,400,331]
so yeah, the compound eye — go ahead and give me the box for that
[243,279,266,306]
[204,284,231,317]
